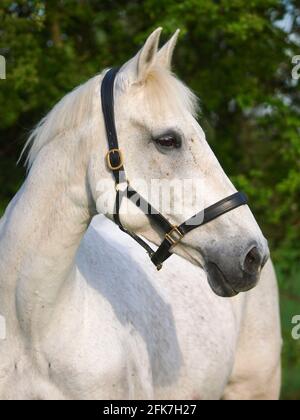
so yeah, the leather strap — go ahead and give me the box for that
[101,68,175,268]
[151,192,248,267]
[100,68,248,270]
[101,68,123,183]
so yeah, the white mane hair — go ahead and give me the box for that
[21,75,100,169]
[21,65,198,169]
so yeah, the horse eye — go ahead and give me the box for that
[154,134,181,149]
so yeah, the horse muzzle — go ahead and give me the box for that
[205,242,270,298]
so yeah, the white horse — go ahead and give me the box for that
[0,28,281,400]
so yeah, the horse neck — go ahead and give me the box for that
[0,136,95,334]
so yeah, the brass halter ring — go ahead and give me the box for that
[165,226,184,248]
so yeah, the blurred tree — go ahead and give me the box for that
[0,0,299,399]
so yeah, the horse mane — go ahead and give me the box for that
[21,75,100,169]
[22,65,198,169]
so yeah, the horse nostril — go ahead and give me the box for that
[243,246,262,275]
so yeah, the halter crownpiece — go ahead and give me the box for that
[100,68,248,270]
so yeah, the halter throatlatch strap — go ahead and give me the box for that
[100,68,248,270]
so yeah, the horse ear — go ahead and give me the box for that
[156,29,180,70]
[119,28,162,85]
[136,27,162,81]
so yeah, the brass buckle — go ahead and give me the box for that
[165,226,184,248]
[106,149,124,171]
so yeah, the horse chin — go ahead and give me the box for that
[206,262,239,298]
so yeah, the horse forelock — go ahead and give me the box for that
[116,64,199,118]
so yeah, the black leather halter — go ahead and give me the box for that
[100,68,248,270]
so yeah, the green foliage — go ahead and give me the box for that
[0,0,299,399]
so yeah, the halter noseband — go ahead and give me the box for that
[100,68,248,270]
